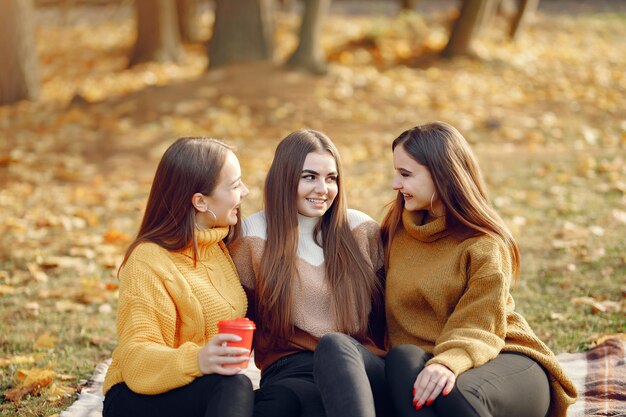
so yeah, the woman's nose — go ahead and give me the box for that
[314,180,328,194]
[391,175,402,190]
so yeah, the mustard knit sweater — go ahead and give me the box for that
[386,210,577,417]
[103,227,248,395]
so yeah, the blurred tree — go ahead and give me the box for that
[399,0,419,11]
[176,0,200,43]
[208,0,274,68]
[508,0,539,39]
[441,0,497,58]
[129,0,182,66]
[286,0,330,74]
[277,0,294,12]
[0,0,40,104]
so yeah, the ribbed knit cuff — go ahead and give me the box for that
[426,348,473,376]
[181,343,203,378]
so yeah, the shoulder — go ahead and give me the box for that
[347,209,378,231]
[242,211,267,239]
[462,234,512,277]
[127,242,171,266]
[119,242,177,291]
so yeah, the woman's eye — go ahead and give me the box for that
[401,172,409,178]
[302,174,315,180]
[327,176,338,183]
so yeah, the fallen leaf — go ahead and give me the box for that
[34,332,57,350]
[46,383,75,402]
[103,229,132,245]
[0,355,35,368]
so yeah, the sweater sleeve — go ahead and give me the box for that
[114,255,203,395]
[426,237,512,376]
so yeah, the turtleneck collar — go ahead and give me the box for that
[402,209,448,242]
[182,227,229,260]
[297,213,321,235]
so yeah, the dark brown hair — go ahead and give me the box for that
[381,121,520,277]
[120,137,241,270]
[257,129,382,341]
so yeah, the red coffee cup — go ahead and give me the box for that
[217,318,255,368]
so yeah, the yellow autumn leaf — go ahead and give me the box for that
[46,383,75,402]
[0,355,35,368]
[17,368,57,385]
[34,332,57,350]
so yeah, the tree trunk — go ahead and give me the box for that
[399,0,419,11]
[208,0,274,68]
[441,0,497,58]
[0,0,40,104]
[129,0,182,66]
[286,0,330,74]
[509,0,539,40]
[277,0,294,12]
[176,0,200,43]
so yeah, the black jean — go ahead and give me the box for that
[313,333,394,417]
[254,351,326,417]
[103,373,254,417]
[385,344,550,417]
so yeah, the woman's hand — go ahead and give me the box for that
[197,333,251,376]
[412,363,456,410]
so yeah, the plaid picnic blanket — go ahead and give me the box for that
[556,336,626,417]
[60,338,625,417]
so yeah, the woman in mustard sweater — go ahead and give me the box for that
[103,138,254,417]
[381,122,577,417]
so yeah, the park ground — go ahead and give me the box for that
[0,1,624,415]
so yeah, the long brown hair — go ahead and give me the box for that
[257,129,382,341]
[381,122,520,278]
[120,137,241,271]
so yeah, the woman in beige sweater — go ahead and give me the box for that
[381,122,577,417]
[230,129,390,417]
[103,138,254,417]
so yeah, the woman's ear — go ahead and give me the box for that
[191,193,207,212]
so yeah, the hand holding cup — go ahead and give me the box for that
[197,333,251,375]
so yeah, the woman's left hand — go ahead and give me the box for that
[412,363,456,410]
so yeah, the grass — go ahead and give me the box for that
[1,3,625,416]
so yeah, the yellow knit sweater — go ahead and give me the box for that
[386,210,577,417]
[103,228,248,395]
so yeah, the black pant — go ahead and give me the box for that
[314,333,394,417]
[385,344,550,417]
[253,351,326,417]
[103,374,254,417]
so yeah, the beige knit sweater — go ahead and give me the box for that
[103,227,247,395]
[230,209,386,371]
[386,210,577,417]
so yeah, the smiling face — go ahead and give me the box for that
[296,151,339,218]
[202,150,249,227]
[392,145,443,216]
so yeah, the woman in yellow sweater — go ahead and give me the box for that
[381,122,577,417]
[103,138,254,417]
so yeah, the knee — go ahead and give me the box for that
[316,332,356,357]
[386,344,429,382]
[318,332,353,350]
[387,344,425,365]
[223,373,254,393]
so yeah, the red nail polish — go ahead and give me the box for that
[413,388,416,396]
[443,390,449,397]
[416,403,423,411]
[426,400,433,406]
[413,399,417,406]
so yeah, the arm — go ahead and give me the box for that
[426,237,512,375]
[115,255,251,394]
[412,237,512,409]
[114,257,203,394]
